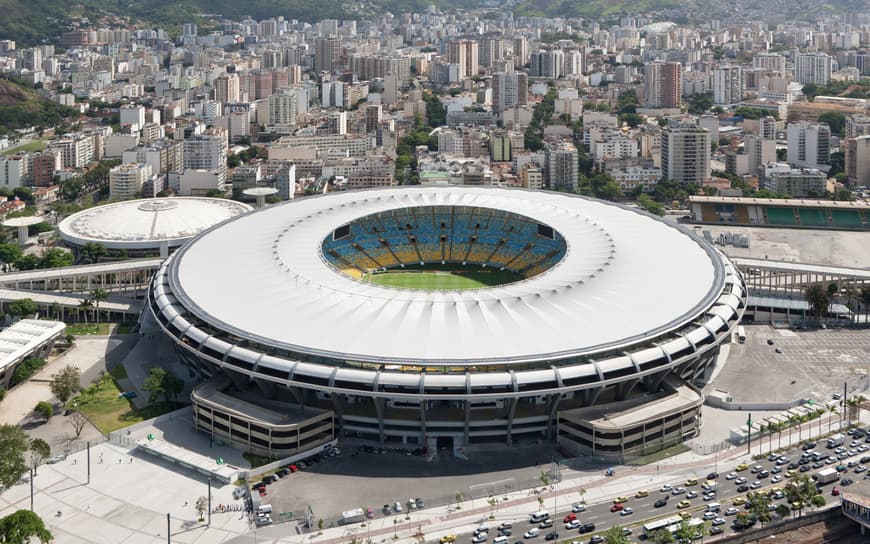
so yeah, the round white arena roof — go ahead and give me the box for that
[58,198,253,251]
[166,187,727,365]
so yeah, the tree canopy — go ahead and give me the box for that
[805,283,829,320]
[0,510,52,544]
[0,425,30,489]
[50,365,82,404]
[142,367,184,404]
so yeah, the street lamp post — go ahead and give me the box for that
[207,477,212,526]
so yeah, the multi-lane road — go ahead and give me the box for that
[437,431,870,544]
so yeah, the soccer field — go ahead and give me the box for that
[366,266,522,290]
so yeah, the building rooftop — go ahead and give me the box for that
[0,319,66,373]
[58,197,252,250]
[689,195,870,209]
[168,186,726,365]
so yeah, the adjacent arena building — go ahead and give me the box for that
[148,187,746,459]
[58,197,252,258]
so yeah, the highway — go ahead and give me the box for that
[435,432,870,544]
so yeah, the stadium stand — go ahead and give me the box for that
[321,206,568,277]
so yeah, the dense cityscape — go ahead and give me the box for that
[0,2,867,544]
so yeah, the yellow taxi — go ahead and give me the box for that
[684,478,698,486]
[785,469,797,478]
[613,496,629,504]
[440,536,456,544]
[736,463,749,472]
[635,490,649,498]
[679,511,692,520]
[733,497,746,506]
[677,500,691,509]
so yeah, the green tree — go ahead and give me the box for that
[80,242,107,264]
[0,510,52,544]
[0,425,30,489]
[834,187,855,201]
[618,112,644,127]
[810,494,826,507]
[142,367,184,404]
[603,525,630,544]
[675,518,697,540]
[805,283,829,321]
[50,365,81,404]
[28,438,50,475]
[651,528,674,544]
[10,357,46,386]
[0,243,23,265]
[195,495,208,521]
[33,401,52,420]
[746,491,772,527]
[818,112,846,136]
[775,503,790,518]
[14,254,40,271]
[7,298,38,317]
[39,248,74,269]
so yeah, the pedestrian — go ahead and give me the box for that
[184,501,188,507]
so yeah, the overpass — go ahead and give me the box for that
[0,258,162,296]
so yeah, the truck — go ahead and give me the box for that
[813,467,840,485]
[737,326,746,343]
[827,433,845,448]
[341,508,365,525]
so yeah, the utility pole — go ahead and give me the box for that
[86,442,90,485]
[29,468,34,511]
[166,513,170,544]
[747,413,753,454]
[843,382,848,429]
[207,477,212,526]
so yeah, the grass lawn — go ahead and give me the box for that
[74,365,178,434]
[1,140,46,156]
[366,264,523,290]
[66,322,112,336]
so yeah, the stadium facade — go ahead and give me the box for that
[148,187,746,459]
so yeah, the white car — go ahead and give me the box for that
[712,518,726,526]
[620,507,633,516]
[771,475,784,483]
[735,477,747,484]
[408,499,417,510]
[571,503,586,513]
[660,484,673,492]
[472,534,487,544]
[702,512,717,520]
[686,491,698,499]
[724,507,739,516]
[393,501,403,513]
[750,481,763,489]
[855,465,867,473]
[671,486,686,495]
[524,528,540,539]
[725,472,738,480]
[565,520,580,530]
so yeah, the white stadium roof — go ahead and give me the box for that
[168,187,725,365]
[58,198,252,250]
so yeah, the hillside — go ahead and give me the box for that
[0,78,77,136]
[0,0,493,46]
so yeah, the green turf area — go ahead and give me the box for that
[1,140,46,156]
[366,264,523,290]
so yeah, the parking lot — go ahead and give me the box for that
[708,324,870,403]
[255,443,561,527]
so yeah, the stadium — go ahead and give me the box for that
[148,187,746,459]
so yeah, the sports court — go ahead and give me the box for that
[364,264,523,290]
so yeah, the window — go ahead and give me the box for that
[333,225,351,240]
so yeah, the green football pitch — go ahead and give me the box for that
[365,265,522,290]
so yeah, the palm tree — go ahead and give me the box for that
[847,396,866,426]
[787,415,798,445]
[90,288,107,325]
[78,299,92,324]
[815,408,825,437]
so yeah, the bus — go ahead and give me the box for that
[643,516,703,538]
[737,326,746,343]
